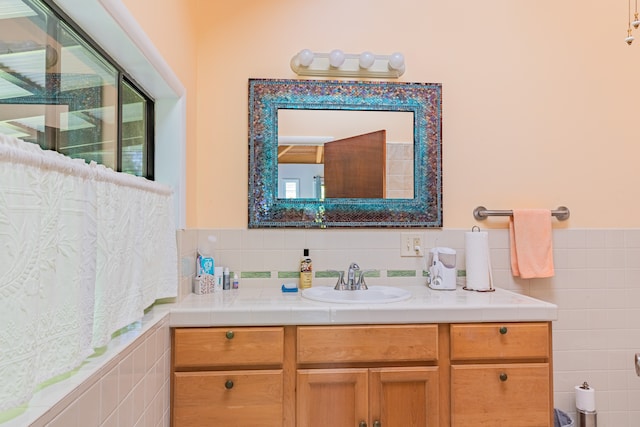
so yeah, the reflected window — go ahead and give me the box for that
[282,179,299,199]
[0,0,154,178]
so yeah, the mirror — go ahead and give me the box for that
[248,79,442,228]
[277,109,415,199]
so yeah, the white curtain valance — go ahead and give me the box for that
[0,134,177,412]
[0,135,173,195]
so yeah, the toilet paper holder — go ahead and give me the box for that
[576,382,597,427]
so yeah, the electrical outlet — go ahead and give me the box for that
[401,233,424,257]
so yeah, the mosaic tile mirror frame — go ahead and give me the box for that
[248,78,442,228]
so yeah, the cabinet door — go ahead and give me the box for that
[369,367,440,427]
[451,363,551,427]
[173,370,283,427]
[297,368,368,427]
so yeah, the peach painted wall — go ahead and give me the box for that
[127,0,640,228]
[119,0,199,226]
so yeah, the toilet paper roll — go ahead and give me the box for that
[465,231,492,291]
[575,384,596,412]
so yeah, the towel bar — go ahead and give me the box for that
[473,206,570,221]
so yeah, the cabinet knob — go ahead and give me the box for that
[499,326,508,335]
[373,421,381,427]
[225,330,235,339]
[359,422,367,427]
[225,380,234,389]
[499,372,508,382]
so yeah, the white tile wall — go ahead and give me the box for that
[191,227,640,426]
[386,142,413,199]
[2,312,171,427]
[9,227,640,426]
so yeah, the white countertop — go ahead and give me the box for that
[169,285,557,327]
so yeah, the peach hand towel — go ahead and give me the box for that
[509,209,554,279]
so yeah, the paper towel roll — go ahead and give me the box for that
[575,384,596,412]
[465,231,492,291]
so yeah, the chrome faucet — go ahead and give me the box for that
[333,262,369,290]
[346,262,360,288]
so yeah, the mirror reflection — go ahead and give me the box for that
[277,109,414,200]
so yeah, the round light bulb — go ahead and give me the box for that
[328,49,345,67]
[359,51,375,69]
[388,52,405,70]
[297,49,314,67]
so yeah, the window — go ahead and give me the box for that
[0,0,154,178]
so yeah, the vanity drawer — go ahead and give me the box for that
[173,370,283,427]
[297,324,438,364]
[451,363,551,426]
[450,322,549,361]
[174,327,284,369]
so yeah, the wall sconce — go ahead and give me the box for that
[290,49,405,78]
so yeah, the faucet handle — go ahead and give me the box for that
[326,270,346,290]
[356,269,375,290]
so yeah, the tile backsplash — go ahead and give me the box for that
[180,227,640,426]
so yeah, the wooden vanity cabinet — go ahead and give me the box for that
[449,322,553,427]
[171,322,553,427]
[171,327,286,427]
[296,325,441,427]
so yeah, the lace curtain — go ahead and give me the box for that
[0,134,177,411]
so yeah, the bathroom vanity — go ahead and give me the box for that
[169,286,557,427]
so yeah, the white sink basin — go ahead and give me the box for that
[301,286,411,304]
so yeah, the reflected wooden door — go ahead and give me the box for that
[324,129,386,198]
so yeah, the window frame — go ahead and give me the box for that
[2,0,156,179]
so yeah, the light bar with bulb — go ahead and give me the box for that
[290,49,405,78]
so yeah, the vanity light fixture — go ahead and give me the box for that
[290,49,406,78]
[626,0,638,45]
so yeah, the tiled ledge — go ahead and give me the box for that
[0,303,173,427]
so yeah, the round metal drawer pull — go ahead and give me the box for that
[225,380,234,389]
[499,372,508,382]
[373,421,381,427]
[359,421,367,427]
[225,330,235,339]
[499,326,508,335]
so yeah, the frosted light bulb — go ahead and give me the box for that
[359,51,375,69]
[298,49,314,67]
[626,35,635,45]
[328,49,345,67]
[634,20,640,29]
[388,52,405,70]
